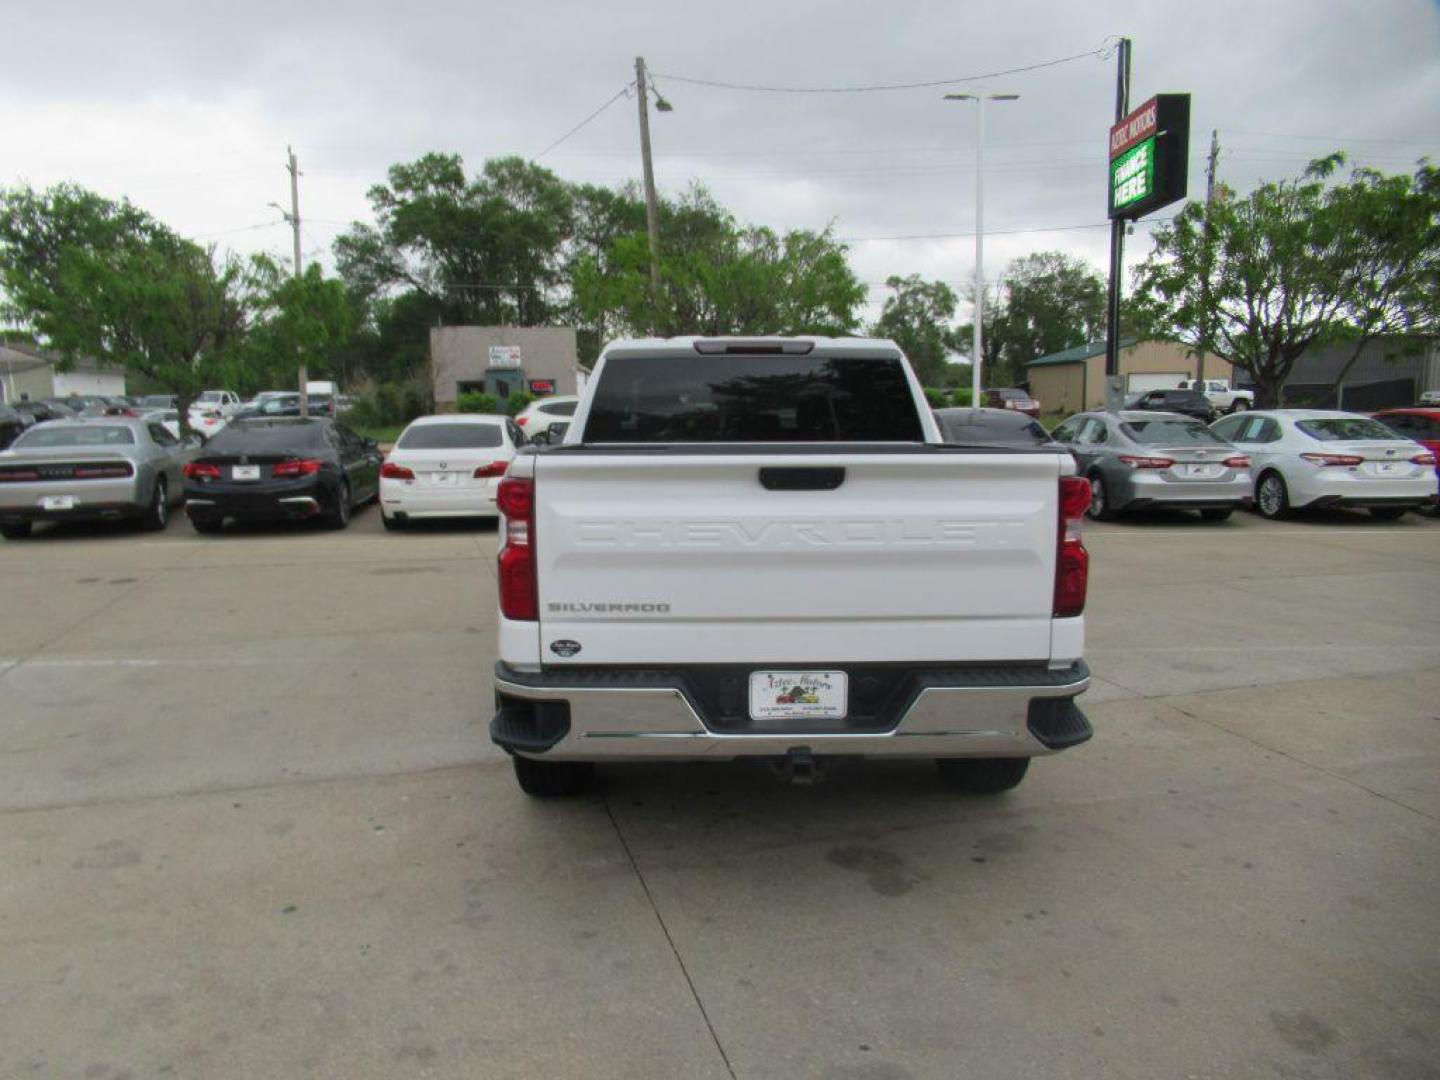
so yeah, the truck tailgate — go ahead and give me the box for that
[532,450,1062,665]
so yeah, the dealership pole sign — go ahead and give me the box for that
[1108,93,1190,219]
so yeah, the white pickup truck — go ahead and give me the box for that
[1179,378,1253,413]
[490,337,1093,796]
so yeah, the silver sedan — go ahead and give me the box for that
[1051,410,1252,521]
[0,417,193,539]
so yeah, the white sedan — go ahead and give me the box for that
[379,414,522,529]
[1211,409,1437,520]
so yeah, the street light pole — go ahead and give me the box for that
[945,93,1019,410]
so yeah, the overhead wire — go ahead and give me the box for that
[650,41,1113,94]
[533,83,634,161]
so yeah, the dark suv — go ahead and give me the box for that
[1127,388,1216,422]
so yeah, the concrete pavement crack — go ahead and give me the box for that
[601,791,738,1080]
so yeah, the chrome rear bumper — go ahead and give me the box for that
[492,661,1090,761]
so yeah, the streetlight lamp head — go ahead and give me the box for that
[943,93,977,101]
[990,93,1021,101]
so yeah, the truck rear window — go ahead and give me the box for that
[584,354,924,443]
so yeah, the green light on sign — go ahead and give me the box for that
[1111,136,1155,211]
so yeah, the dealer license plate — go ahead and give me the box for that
[40,495,76,511]
[1183,464,1222,479]
[429,471,456,486]
[231,465,260,481]
[1374,462,1400,475]
[749,671,848,721]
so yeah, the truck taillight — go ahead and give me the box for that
[1054,475,1090,618]
[497,476,537,621]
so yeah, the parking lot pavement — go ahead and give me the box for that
[1,508,1438,1079]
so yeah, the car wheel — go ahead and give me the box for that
[1255,471,1291,520]
[190,517,223,535]
[511,755,595,797]
[381,512,403,532]
[1368,506,1407,521]
[1,521,33,540]
[936,757,1030,794]
[1086,472,1116,521]
[1200,508,1233,522]
[325,480,352,530]
[138,476,169,531]
[1230,400,1250,413]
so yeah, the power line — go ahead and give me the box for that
[651,41,1113,94]
[533,84,634,160]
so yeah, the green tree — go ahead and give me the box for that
[335,153,575,329]
[572,186,865,341]
[955,252,1105,384]
[1131,154,1437,407]
[243,258,355,394]
[0,183,250,433]
[871,274,960,385]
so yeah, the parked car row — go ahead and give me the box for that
[1045,407,1437,521]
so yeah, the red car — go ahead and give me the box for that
[983,387,1041,417]
[1373,407,1440,512]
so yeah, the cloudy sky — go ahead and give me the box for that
[3,0,1438,324]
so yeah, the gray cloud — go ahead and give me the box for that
[4,0,1438,320]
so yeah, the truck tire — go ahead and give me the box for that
[936,757,1030,793]
[512,756,595,797]
[1229,400,1250,413]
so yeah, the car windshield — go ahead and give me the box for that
[197,392,226,403]
[397,423,504,450]
[1297,418,1401,441]
[15,425,136,447]
[586,353,924,442]
[935,409,1053,446]
[205,420,328,452]
[1120,419,1227,445]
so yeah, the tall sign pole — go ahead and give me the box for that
[1198,128,1220,386]
[1103,38,1131,408]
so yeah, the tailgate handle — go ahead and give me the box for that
[758,467,845,491]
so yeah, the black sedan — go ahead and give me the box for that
[14,400,77,424]
[182,417,382,533]
[1126,388,1217,423]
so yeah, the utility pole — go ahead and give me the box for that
[1197,128,1220,386]
[634,57,663,334]
[285,147,309,418]
[1103,37,1132,409]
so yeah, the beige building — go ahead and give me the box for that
[430,326,585,412]
[1025,338,1232,415]
[0,343,128,404]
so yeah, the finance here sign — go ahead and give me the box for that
[1107,93,1190,220]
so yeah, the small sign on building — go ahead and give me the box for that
[488,345,523,369]
[528,379,555,395]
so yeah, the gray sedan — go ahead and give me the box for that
[1051,410,1253,521]
[0,418,193,539]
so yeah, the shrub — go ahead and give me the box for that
[952,386,975,407]
[923,387,948,408]
[457,391,499,415]
[504,391,535,417]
